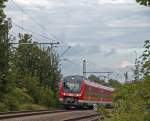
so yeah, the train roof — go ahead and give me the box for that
[63,75,114,91]
[84,79,114,91]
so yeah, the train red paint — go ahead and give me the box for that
[59,75,114,108]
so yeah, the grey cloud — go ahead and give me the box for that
[5,0,150,80]
[104,48,117,56]
[64,44,101,57]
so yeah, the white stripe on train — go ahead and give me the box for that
[78,100,112,104]
[60,98,112,104]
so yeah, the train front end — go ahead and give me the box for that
[59,76,85,108]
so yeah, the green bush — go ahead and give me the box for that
[103,76,150,121]
[0,101,7,112]
[19,103,47,110]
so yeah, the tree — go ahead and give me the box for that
[0,0,10,94]
[136,0,150,6]
[88,74,108,86]
[103,41,150,121]
[88,75,121,87]
[107,79,121,88]
[0,1,62,111]
[12,33,61,107]
[0,0,21,111]
[133,58,141,81]
[141,40,150,77]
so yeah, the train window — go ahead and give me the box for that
[63,76,82,93]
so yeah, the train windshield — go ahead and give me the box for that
[63,76,82,93]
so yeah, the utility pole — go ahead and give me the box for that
[83,59,113,79]
[46,42,59,66]
[3,18,12,69]
[83,59,86,77]
[107,73,111,81]
[124,72,128,82]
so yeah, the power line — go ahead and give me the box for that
[12,21,57,42]
[61,58,80,67]
[11,0,68,45]
[11,0,71,58]
[9,30,42,43]
[12,21,72,59]
[59,46,71,58]
[87,60,102,70]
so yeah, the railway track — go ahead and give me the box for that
[63,113,99,121]
[0,109,99,121]
[0,109,67,120]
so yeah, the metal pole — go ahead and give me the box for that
[83,59,86,77]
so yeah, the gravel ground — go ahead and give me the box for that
[1,110,97,121]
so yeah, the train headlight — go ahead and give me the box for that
[63,93,66,95]
[77,94,79,96]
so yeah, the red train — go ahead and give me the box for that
[59,75,114,108]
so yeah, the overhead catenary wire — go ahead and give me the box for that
[12,21,71,58]
[11,0,72,58]
[11,0,57,42]
[11,0,68,46]
[9,28,43,43]
[59,46,71,58]
[87,60,101,70]
[60,58,81,67]
[12,21,56,42]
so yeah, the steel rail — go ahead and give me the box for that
[0,110,67,120]
[0,109,50,115]
[62,113,99,121]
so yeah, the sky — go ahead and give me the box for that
[5,0,150,82]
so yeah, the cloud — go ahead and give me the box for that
[5,0,150,81]
[98,0,136,5]
[65,44,101,57]
[97,31,125,37]
[13,0,66,9]
[13,0,33,5]
[120,60,133,68]
[108,19,150,28]
[104,48,117,56]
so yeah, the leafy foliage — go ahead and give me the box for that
[141,40,150,76]
[0,1,62,111]
[107,79,121,88]
[0,0,9,94]
[0,0,17,111]
[136,0,150,6]
[133,58,141,80]
[88,74,108,86]
[11,33,61,108]
[88,74,121,87]
[103,41,150,121]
